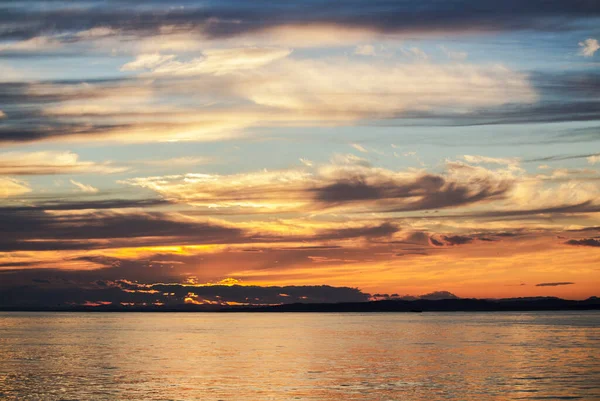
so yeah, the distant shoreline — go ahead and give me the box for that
[2,297,599,313]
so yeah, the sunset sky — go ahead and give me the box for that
[1,0,599,306]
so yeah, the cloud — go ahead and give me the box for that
[120,53,176,71]
[69,179,99,193]
[400,47,429,60]
[122,47,292,76]
[439,45,468,61]
[1,1,598,44]
[441,235,473,246]
[0,56,540,146]
[351,143,368,153]
[0,198,170,212]
[0,177,30,198]
[565,238,600,247]
[316,222,400,240]
[526,152,600,164]
[136,157,213,167]
[391,71,600,126]
[441,202,600,221]
[237,59,536,116]
[299,158,313,167]
[0,78,260,143]
[588,155,600,165]
[463,155,520,167]
[0,151,125,175]
[0,276,370,307]
[0,36,61,52]
[578,38,599,57]
[535,282,575,287]
[123,160,513,214]
[0,208,247,252]
[427,234,477,247]
[0,200,406,253]
[354,44,376,56]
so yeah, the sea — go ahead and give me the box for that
[0,311,599,400]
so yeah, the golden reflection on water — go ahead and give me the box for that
[0,312,599,400]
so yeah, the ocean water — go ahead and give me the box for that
[0,312,598,400]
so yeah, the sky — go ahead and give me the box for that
[0,0,599,307]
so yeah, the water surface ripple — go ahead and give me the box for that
[0,311,598,400]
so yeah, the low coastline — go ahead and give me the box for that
[2,296,599,312]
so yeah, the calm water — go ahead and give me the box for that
[0,312,599,400]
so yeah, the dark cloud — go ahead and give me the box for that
[393,72,600,127]
[0,277,369,308]
[0,0,598,42]
[428,234,475,247]
[0,209,246,251]
[276,245,343,251]
[0,121,130,144]
[525,152,600,164]
[494,232,523,237]
[0,198,170,212]
[0,199,405,251]
[0,259,184,288]
[535,282,575,287]
[441,235,473,246]
[436,202,600,221]
[317,222,400,240]
[0,79,126,104]
[314,174,511,212]
[400,101,600,127]
[565,238,600,247]
[0,261,41,268]
[0,80,148,144]
[567,226,600,233]
[316,175,444,203]
[533,72,600,99]
[429,237,444,247]
[394,251,427,257]
[154,283,369,305]
[472,102,600,126]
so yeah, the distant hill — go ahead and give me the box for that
[412,291,460,301]
[227,296,600,313]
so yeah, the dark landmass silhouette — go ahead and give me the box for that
[1,296,599,312]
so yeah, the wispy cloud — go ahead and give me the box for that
[587,155,600,165]
[299,158,314,167]
[0,151,125,175]
[354,44,376,56]
[351,144,368,153]
[0,177,30,198]
[578,38,599,57]
[122,47,292,76]
[70,179,99,193]
[463,155,521,167]
[439,45,468,61]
